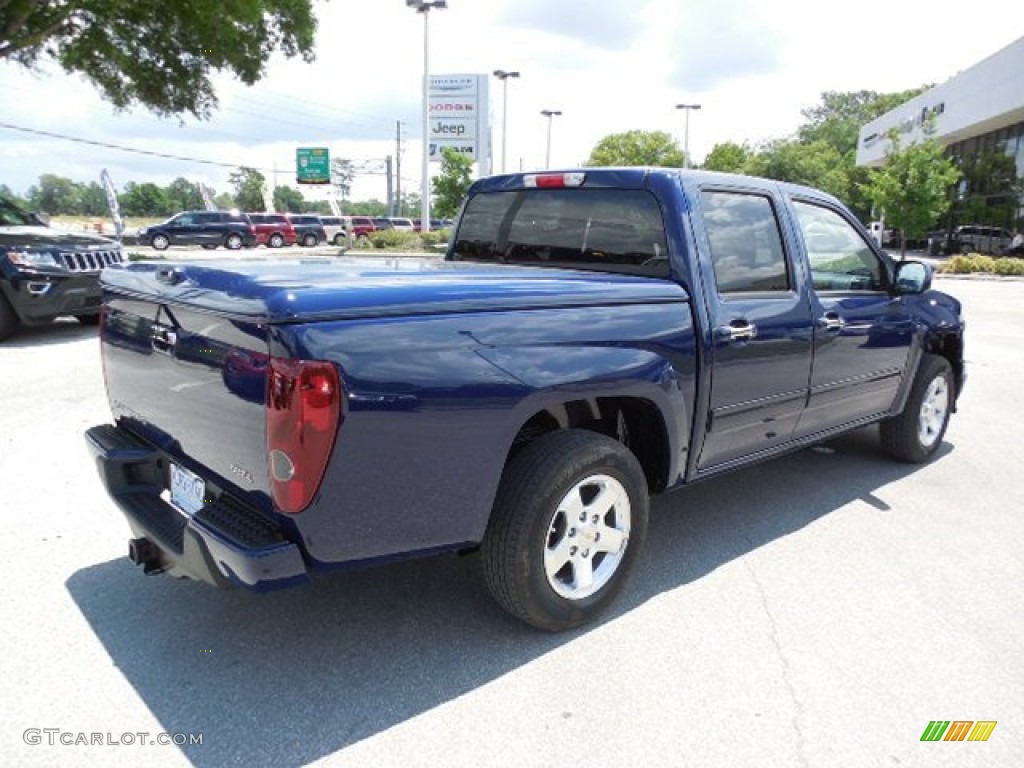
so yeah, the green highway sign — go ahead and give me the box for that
[297,147,330,184]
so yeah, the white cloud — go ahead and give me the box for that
[1,0,1022,206]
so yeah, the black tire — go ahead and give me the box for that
[302,233,317,247]
[269,233,285,248]
[225,233,243,250]
[77,313,101,326]
[482,429,649,632]
[0,292,19,342]
[201,244,218,250]
[881,354,954,463]
[151,233,170,251]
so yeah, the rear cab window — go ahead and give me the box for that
[451,188,670,278]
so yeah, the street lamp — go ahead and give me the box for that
[493,69,520,174]
[675,103,701,169]
[407,0,447,229]
[540,109,562,168]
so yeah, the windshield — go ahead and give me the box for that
[0,198,38,226]
[451,188,670,278]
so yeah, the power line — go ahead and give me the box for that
[0,120,393,178]
[0,120,282,173]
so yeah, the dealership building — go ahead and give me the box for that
[856,35,1024,234]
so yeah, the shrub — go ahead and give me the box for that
[419,228,451,248]
[992,258,1024,276]
[941,255,980,273]
[940,254,1024,275]
[367,230,421,250]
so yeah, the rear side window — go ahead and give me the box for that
[700,191,790,293]
[452,188,669,277]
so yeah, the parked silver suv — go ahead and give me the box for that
[954,225,1013,254]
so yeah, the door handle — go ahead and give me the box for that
[715,322,758,343]
[818,313,845,332]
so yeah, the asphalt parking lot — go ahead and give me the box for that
[0,275,1020,767]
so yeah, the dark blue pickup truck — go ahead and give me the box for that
[85,168,965,631]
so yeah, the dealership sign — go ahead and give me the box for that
[428,74,489,167]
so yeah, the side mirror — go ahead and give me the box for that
[894,260,932,295]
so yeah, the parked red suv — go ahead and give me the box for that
[343,216,377,239]
[246,213,297,248]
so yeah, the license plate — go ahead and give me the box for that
[169,463,206,516]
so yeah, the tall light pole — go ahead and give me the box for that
[675,103,701,169]
[407,0,447,228]
[493,69,520,174]
[541,109,562,168]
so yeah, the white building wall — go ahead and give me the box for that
[857,36,1024,167]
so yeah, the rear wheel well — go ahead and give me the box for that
[507,397,669,493]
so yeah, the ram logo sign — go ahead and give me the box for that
[920,720,997,742]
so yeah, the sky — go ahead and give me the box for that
[1,0,1022,206]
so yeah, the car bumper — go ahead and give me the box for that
[1,269,103,323]
[85,423,309,591]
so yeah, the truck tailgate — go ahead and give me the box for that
[100,289,272,509]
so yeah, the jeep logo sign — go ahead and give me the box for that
[429,118,476,140]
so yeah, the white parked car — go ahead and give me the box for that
[388,217,415,232]
[319,216,349,245]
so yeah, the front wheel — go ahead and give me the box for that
[881,353,954,463]
[268,233,285,248]
[225,233,243,250]
[482,429,649,632]
[302,233,317,247]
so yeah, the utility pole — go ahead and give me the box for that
[393,120,401,217]
[385,155,394,216]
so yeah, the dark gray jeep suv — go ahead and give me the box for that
[0,196,124,341]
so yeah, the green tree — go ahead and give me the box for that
[431,147,474,219]
[303,200,332,215]
[0,1,317,118]
[702,141,753,173]
[0,184,29,208]
[78,182,109,217]
[343,199,388,216]
[795,87,932,221]
[164,177,203,212]
[229,167,267,212]
[213,192,235,210]
[27,174,82,214]
[799,88,931,157]
[863,125,961,259]
[585,130,685,167]
[119,182,170,216]
[745,140,850,201]
[273,185,304,213]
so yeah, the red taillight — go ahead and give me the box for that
[266,358,343,514]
